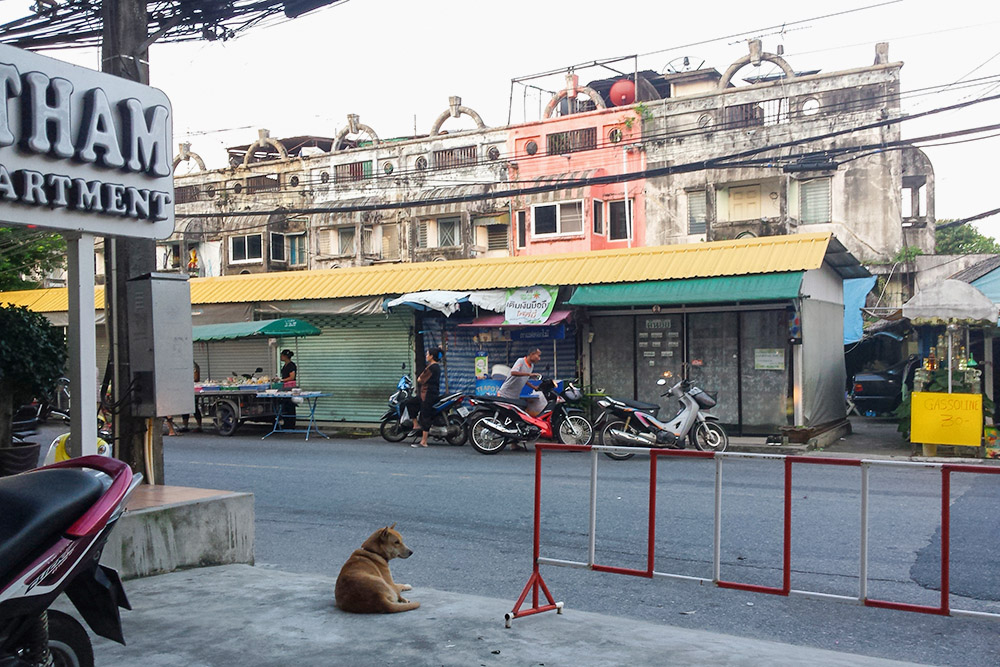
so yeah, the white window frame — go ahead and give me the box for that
[607,200,633,241]
[288,233,307,266]
[593,199,604,236]
[530,199,585,238]
[338,226,356,255]
[687,190,707,235]
[437,216,460,247]
[229,233,263,264]
[799,177,832,225]
[270,232,286,263]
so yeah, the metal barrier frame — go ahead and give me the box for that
[505,443,1000,627]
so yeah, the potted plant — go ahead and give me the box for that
[0,305,67,476]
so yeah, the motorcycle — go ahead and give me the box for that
[595,373,728,460]
[0,456,141,667]
[378,367,470,446]
[466,379,593,454]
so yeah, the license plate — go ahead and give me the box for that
[457,406,470,417]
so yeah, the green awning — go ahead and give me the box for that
[192,318,322,342]
[568,272,804,307]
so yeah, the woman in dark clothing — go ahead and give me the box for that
[280,349,297,429]
[411,347,442,448]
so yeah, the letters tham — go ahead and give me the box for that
[0,62,172,222]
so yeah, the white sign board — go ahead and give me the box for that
[504,286,556,325]
[754,348,786,371]
[0,43,173,238]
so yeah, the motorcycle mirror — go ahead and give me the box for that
[255,367,263,373]
[401,363,405,370]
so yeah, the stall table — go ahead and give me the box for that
[196,386,282,436]
[256,391,331,440]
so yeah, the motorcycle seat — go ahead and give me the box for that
[0,468,106,583]
[476,395,528,408]
[613,398,661,414]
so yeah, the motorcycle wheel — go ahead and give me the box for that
[599,419,636,460]
[469,415,508,454]
[47,609,94,667]
[691,421,729,452]
[379,418,408,443]
[557,415,594,445]
[444,413,467,446]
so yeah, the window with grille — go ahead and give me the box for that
[532,201,584,236]
[338,227,356,255]
[608,200,633,240]
[433,146,477,169]
[593,199,604,235]
[288,234,306,266]
[725,98,789,129]
[334,160,373,182]
[270,233,286,262]
[362,227,378,256]
[417,221,429,248]
[175,185,199,204]
[229,234,262,263]
[516,211,526,248]
[486,224,508,251]
[799,178,831,224]
[547,127,596,155]
[246,174,280,194]
[688,191,707,234]
[438,217,460,247]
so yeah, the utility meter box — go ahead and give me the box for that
[126,273,194,417]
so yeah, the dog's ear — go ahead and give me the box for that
[389,522,397,530]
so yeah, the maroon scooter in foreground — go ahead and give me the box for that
[0,456,141,667]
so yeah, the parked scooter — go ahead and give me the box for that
[595,373,728,460]
[466,379,593,454]
[0,456,141,666]
[378,366,470,446]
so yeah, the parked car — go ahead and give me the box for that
[850,355,919,415]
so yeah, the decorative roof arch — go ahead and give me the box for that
[172,142,206,173]
[718,39,796,89]
[240,129,287,167]
[543,72,606,118]
[334,114,380,151]
[429,96,486,135]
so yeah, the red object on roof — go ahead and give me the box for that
[458,310,572,328]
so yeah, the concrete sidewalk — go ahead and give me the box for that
[79,565,919,667]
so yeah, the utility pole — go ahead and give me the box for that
[101,0,164,483]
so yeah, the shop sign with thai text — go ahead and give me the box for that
[0,43,173,238]
[504,286,556,325]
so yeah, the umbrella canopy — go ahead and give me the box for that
[901,279,998,324]
[192,318,321,342]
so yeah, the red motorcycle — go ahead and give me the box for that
[0,456,141,667]
[466,379,593,454]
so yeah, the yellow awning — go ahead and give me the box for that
[1,232,852,312]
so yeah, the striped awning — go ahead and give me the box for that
[529,169,604,203]
[407,183,508,217]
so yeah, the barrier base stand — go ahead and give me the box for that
[506,570,563,627]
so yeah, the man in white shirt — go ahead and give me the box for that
[498,348,545,415]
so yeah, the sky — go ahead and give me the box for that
[3,0,1000,238]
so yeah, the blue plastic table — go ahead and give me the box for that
[256,392,330,440]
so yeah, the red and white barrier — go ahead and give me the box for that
[505,443,1000,627]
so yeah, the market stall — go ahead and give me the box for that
[191,318,323,436]
[900,280,998,456]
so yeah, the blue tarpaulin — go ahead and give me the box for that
[843,276,877,345]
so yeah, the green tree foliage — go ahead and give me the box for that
[0,305,67,447]
[0,227,67,291]
[935,223,1000,255]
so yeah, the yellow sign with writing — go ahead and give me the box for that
[911,392,983,447]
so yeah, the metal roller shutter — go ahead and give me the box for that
[193,339,275,382]
[279,312,413,424]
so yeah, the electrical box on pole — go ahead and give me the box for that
[126,273,194,417]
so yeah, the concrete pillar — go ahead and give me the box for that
[66,233,98,457]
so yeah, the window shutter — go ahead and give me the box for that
[688,191,707,234]
[559,201,583,233]
[800,179,831,224]
[417,221,428,248]
[487,224,508,250]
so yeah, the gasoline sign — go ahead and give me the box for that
[910,391,983,448]
[0,43,173,238]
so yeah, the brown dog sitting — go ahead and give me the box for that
[335,524,420,613]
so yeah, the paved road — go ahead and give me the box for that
[149,426,1000,666]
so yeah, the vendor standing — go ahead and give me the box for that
[280,349,297,429]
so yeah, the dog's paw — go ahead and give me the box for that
[397,596,410,603]
[398,584,412,592]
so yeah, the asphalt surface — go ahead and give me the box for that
[27,417,1000,665]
